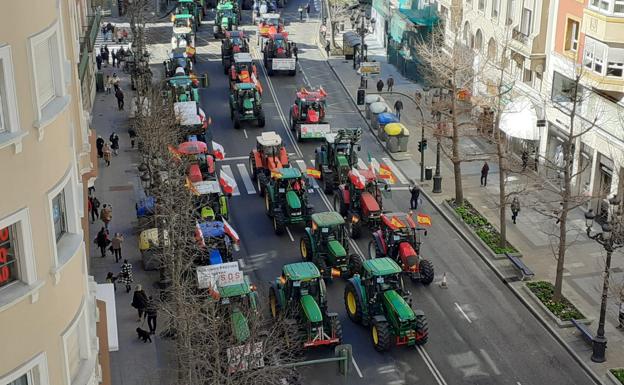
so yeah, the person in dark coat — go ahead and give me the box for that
[115,88,124,110]
[94,227,109,258]
[376,79,384,92]
[128,127,137,148]
[409,184,421,210]
[510,197,520,224]
[96,54,102,71]
[96,135,105,158]
[394,99,403,120]
[146,296,158,334]
[480,162,490,186]
[119,260,133,293]
[110,132,120,155]
[387,76,394,92]
[111,50,117,67]
[325,42,330,57]
[89,195,100,223]
[131,285,149,321]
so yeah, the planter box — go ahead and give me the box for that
[522,284,593,328]
[607,369,624,385]
[442,201,508,261]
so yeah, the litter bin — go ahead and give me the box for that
[398,126,410,152]
[96,72,104,92]
[365,95,384,119]
[425,167,433,180]
[377,112,399,140]
[370,102,390,131]
[384,123,406,153]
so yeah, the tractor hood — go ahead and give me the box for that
[327,239,346,259]
[361,192,380,215]
[221,17,230,27]
[300,294,322,323]
[231,307,250,343]
[243,98,254,110]
[286,190,302,210]
[336,154,349,167]
[383,290,415,322]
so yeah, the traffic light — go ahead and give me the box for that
[357,89,366,105]
[418,140,428,152]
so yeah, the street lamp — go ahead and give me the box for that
[350,8,370,68]
[584,195,624,363]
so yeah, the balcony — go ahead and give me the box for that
[512,28,529,44]
[583,8,624,44]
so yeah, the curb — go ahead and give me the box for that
[607,369,624,385]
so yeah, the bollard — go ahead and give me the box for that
[335,344,352,377]
[439,272,448,289]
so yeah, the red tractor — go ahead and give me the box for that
[334,168,387,239]
[221,30,250,73]
[368,212,434,285]
[263,32,296,76]
[248,131,290,193]
[228,52,262,94]
[289,88,331,141]
[256,13,284,44]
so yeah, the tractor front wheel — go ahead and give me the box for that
[414,315,429,346]
[347,254,363,277]
[331,317,343,344]
[349,218,362,239]
[418,259,435,285]
[249,156,257,181]
[344,281,363,324]
[269,287,279,319]
[333,194,347,217]
[300,234,313,261]
[371,320,392,352]
[233,111,241,129]
[273,215,286,235]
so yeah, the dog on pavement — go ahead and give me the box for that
[136,327,152,343]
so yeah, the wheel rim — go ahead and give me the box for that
[300,239,307,259]
[346,291,357,315]
[372,325,379,345]
[257,175,262,192]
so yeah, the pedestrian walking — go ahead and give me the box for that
[131,285,149,321]
[96,136,105,158]
[111,50,117,67]
[298,5,303,21]
[89,195,101,223]
[394,99,403,120]
[115,88,124,110]
[94,227,110,258]
[112,73,121,91]
[122,28,129,42]
[110,132,120,155]
[103,142,112,166]
[376,79,384,92]
[409,184,421,210]
[111,232,124,262]
[128,127,137,149]
[387,76,394,92]
[306,2,311,19]
[146,296,158,334]
[105,272,117,291]
[104,75,112,94]
[617,287,624,329]
[521,150,529,171]
[510,197,521,224]
[325,42,330,58]
[480,162,490,186]
[104,45,110,64]
[100,204,113,229]
[96,54,102,71]
[292,43,298,61]
[117,28,123,43]
[119,260,133,293]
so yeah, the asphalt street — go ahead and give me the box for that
[145,2,600,384]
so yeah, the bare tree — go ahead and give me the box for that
[328,0,355,49]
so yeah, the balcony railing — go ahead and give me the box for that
[512,28,529,44]
[78,8,102,83]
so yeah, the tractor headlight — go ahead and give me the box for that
[291,211,302,216]
[351,215,359,223]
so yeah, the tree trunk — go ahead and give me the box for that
[451,86,463,203]
[495,67,507,249]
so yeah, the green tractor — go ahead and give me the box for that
[300,212,363,280]
[166,70,201,103]
[229,82,265,129]
[174,0,202,29]
[344,257,428,352]
[269,262,343,349]
[314,128,362,194]
[213,0,240,38]
[216,276,260,344]
[262,167,314,235]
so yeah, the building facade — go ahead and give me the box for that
[0,1,104,385]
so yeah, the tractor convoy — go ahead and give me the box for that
[134,0,436,374]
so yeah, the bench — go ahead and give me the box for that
[504,253,535,280]
[571,319,594,345]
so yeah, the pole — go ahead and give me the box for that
[432,88,442,193]
[419,114,425,182]
[591,247,612,362]
[360,9,365,66]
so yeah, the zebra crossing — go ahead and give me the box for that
[217,156,410,197]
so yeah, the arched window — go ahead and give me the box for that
[474,29,483,51]
[487,38,497,61]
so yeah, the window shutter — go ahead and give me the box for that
[0,74,5,133]
[609,48,624,63]
[34,39,55,107]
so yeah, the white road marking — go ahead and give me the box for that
[351,355,364,378]
[417,346,448,385]
[243,129,248,139]
[221,155,249,161]
[455,302,472,323]
[220,165,240,196]
[382,157,409,184]
[237,163,256,194]
[299,62,311,86]
[357,158,367,169]
[480,349,502,376]
[296,159,319,188]
[285,226,295,242]
[390,186,410,191]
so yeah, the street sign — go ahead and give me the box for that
[360,62,381,75]
[227,342,265,373]
[196,262,243,289]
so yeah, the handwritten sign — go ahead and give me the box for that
[197,262,243,289]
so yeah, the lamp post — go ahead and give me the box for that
[584,195,624,363]
[350,8,370,69]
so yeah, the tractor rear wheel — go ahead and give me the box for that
[316,257,329,280]
[333,194,347,217]
[269,287,279,319]
[344,281,363,324]
[418,259,434,285]
[273,215,286,235]
[371,320,392,352]
[296,125,302,142]
[349,218,362,239]
[300,234,313,261]
[257,112,266,127]
[322,171,333,194]
[257,174,266,197]
[414,315,429,346]
[289,69,296,76]
[264,193,272,216]
[223,63,229,75]
[347,254,363,277]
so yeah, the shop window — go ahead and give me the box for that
[552,71,584,108]
[564,19,579,52]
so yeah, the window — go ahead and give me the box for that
[8,374,29,385]
[0,45,21,144]
[0,353,50,385]
[584,38,607,75]
[606,48,624,77]
[0,224,20,289]
[564,19,580,52]
[63,309,90,384]
[590,0,624,14]
[478,0,485,12]
[491,0,499,18]
[506,0,515,25]
[520,8,532,35]
[607,62,624,77]
[523,68,533,83]
[52,191,67,242]
[552,71,585,109]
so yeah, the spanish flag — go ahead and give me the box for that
[271,170,282,179]
[390,216,406,228]
[416,213,432,227]
[185,177,200,196]
[378,164,396,184]
[306,168,321,179]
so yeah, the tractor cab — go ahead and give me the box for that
[195,219,240,263]
[167,74,199,103]
[258,13,283,38]
[280,263,325,311]
[335,168,382,238]
[173,14,194,34]
[224,30,247,50]
[192,180,230,221]
[229,52,261,93]
[264,167,314,234]
[380,212,420,250]
[233,83,260,111]
[217,277,259,344]
[174,101,208,136]
[172,31,195,49]
[164,48,193,77]
[214,0,239,37]
[294,88,326,123]
[254,131,289,171]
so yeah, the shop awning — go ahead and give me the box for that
[499,97,540,140]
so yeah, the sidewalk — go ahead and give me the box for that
[326,26,624,380]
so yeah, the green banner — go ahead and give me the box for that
[390,13,407,42]
[372,0,389,17]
